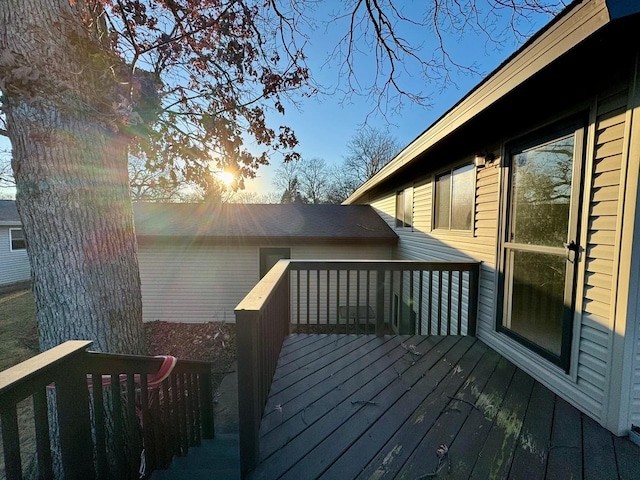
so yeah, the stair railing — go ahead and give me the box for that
[0,341,214,480]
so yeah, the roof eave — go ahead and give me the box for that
[346,0,622,204]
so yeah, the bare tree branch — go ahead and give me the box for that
[344,126,400,185]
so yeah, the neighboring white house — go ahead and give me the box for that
[134,202,397,324]
[345,0,640,436]
[0,200,30,287]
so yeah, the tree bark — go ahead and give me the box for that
[0,0,145,354]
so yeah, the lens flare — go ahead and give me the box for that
[216,171,235,186]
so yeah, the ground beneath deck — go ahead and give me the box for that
[250,334,640,480]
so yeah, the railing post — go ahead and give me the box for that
[467,264,480,336]
[236,310,261,478]
[375,269,385,337]
[1,407,21,480]
[55,356,96,479]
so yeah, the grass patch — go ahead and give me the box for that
[0,288,38,480]
[0,289,39,371]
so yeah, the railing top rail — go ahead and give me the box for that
[0,341,215,405]
[81,351,212,375]
[0,340,92,395]
[286,259,480,271]
[235,259,290,313]
[86,350,211,367]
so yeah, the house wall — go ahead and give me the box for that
[0,226,31,286]
[365,74,638,434]
[612,54,640,434]
[138,242,393,324]
[575,83,628,421]
[371,163,499,336]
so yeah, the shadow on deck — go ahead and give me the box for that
[249,334,640,480]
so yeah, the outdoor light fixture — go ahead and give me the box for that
[474,152,496,168]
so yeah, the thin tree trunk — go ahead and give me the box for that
[0,0,145,354]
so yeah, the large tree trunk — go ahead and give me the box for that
[0,0,145,354]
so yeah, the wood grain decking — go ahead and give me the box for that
[249,334,640,480]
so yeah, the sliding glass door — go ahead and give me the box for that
[500,123,584,370]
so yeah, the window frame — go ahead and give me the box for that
[395,186,413,229]
[432,163,476,233]
[9,228,26,252]
[496,117,586,373]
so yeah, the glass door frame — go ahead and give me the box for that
[497,118,586,372]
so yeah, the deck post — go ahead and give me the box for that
[55,354,96,479]
[236,310,261,477]
[467,263,480,336]
[375,269,385,336]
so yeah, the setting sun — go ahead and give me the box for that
[216,171,235,186]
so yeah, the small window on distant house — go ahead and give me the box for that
[10,228,26,251]
[395,187,413,228]
[434,164,475,231]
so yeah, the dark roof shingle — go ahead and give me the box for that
[133,203,397,243]
[0,200,398,243]
[0,200,20,224]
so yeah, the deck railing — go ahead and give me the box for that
[234,259,480,476]
[0,341,214,480]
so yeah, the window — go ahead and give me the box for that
[395,187,413,228]
[434,164,474,230]
[10,228,26,251]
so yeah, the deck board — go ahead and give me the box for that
[259,336,429,460]
[248,334,640,480]
[508,381,555,479]
[583,414,619,480]
[277,337,469,480]
[546,397,582,480]
[471,368,535,479]
[319,337,482,480]
[613,435,640,480]
[261,336,405,436]
[434,357,517,480]
[325,338,488,480]
[272,335,367,384]
[358,347,502,480]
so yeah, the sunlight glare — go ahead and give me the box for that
[216,171,235,186]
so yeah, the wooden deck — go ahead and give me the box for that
[249,334,640,479]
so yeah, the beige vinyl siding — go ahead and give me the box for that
[369,164,500,337]
[413,182,431,232]
[371,195,398,234]
[475,166,501,242]
[139,244,257,323]
[139,242,393,324]
[577,86,628,412]
[291,244,392,261]
[0,226,31,286]
[474,164,501,336]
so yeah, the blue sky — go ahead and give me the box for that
[243,2,562,195]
